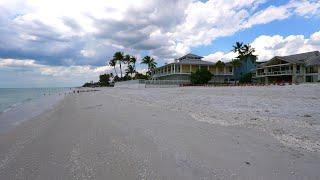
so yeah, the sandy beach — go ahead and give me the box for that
[0,85,320,179]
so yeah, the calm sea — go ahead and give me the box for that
[0,87,72,133]
[0,88,69,113]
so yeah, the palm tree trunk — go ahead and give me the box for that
[113,66,118,77]
[133,63,136,72]
[119,62,123,78]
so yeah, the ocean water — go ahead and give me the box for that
[0,88,69,113]
[0,88,70,133]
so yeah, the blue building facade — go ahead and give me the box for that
[232,56,257,81]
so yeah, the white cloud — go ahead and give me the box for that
[0,0,320,87]
[0,58,112,79]
[1,0,319,66]
[252,32,320,61]
[203,52,237,63]
[245,5,291,28]
[204,30,320,62]
[80,50,96,57]
[293,0,320,17]
[171,0,320,50]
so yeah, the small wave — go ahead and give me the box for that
[0,102,23,114]
[22,98,33,103]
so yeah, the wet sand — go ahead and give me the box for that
[0,88,319,179]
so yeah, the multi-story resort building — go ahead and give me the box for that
[152,54,234,83]
[151,51,320,85]
[254,51,320,83]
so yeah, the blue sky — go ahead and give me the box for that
[192,15,320,55]
[0,0,319,87]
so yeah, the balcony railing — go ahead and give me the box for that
[153,71,233,77]
[214,72,233,75]
[152,72,190,77]
[256,70,304,77]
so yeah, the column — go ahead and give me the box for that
[292,64,297,83]
[223,67,227,75]
[189,64,192,73]
[207,66,210,71]
[180,64,182,73]
[173,64,176,74]
[318,66,320,82]
[301,65,306,83]
[215,66,218,75]
[264,68,268,84]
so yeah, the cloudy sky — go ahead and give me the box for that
[0,0,319,87]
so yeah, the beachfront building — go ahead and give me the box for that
[254,51,320,84]
[151,54,234,83]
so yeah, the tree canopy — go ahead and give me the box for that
[190,69,212,85]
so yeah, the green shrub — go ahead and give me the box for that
[190,69,212,85]
[134,72,149,80]
[239,73,252,84]
[99,74,111,86]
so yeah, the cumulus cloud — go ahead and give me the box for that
[0,58,113,87]
[0,0,320,86]
[80,50,96,57]
[1,0,319,67]
[204,30,320,62]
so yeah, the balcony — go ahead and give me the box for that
[152,72,191,78]
[256,70,304,77]
[214,72,233,76]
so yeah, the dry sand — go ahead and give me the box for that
[0,85,319,179]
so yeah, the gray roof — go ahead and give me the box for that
[306,55,320,66]
[259,51,320,68]
[276,51,320,64]
[178,53,203,60]
[175,60,215,65]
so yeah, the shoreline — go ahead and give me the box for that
[0,90,69,134]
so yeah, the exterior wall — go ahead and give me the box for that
[209,66,215,73]
[181,65,190,73]
[210,75,233,83]
[306,65,320,82]
[159,74,190,81]
[255,64,320,84]
[233,56,256,81]
[191,65,198,72]
[216,67,224,74]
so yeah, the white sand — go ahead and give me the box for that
[109,84,320,153]
[0,84,319,179]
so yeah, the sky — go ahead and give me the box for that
[0,0,319,87]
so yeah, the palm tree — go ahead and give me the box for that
[113,52,124,78]
[242,44,257,63]
[126,64,135,77]
[130,56,137,72]
[215,60,225,68]
[232,42,244,58]
[141,55,157,76]
[242,44,255,56]
[124,54,131,65]
[232,42,257,63]
[230,59,241,68]
[108,58,118,77]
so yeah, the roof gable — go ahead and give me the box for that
[306,56,320,66]
[262,51,320,67]
[278,51,320,64]
[178,53,203,61]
